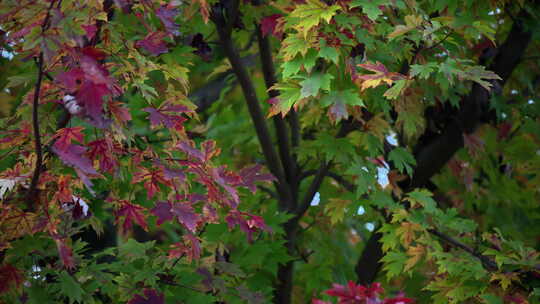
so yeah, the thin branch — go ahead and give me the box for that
[427,228,498,271]
[294,162,331,221]
[423,29,453,52]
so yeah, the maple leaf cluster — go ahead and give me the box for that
[314,281,414,304]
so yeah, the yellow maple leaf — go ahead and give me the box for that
[404,245,425,271]
[396,221,422,248]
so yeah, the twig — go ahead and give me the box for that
[26,0,56,210]
[427,228,498,271]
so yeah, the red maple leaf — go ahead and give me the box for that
[237,164,276,193]
[108,100,132,124]
[54,238,76,269]
[261,14,283,38]
[87,138,120,173]
[52,144,98,193]
[325,281,384,302]
[55,175,73,203]
[115,200,148,233]
[81,24,97,40]
[150,201,174,225]
[76,82,111,128]
[53,127,85,151]
[177,141,205,162]
[226,210,270,242]
[132,168,171,199]
[0,263,23,295]
[128,288,165,304]
[156,5,180,36]
[171,202,200,233]
[384,297,414,304]
[168,233,201,262]
[136,31,168,56]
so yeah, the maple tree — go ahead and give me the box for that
[0,0,540,303]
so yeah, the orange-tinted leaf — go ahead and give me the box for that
[53,127,85,151]
[55,238,76,269]
[356,61,406,91]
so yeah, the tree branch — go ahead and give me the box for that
[211,3,293,209]
[256,24,298,205]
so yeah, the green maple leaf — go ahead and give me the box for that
[462,65,501,90]
[381,251,407,279]
[58,272,84,304]
[410,63,439,79]
[383,79,408,100]
[281,57,303,79]
[388,147,416,176]
[281,34,310,60]
[405,189,438,213]
[480,293,503,304]
[300,73,334,98]
[320,89,364,107]
[319,39,340,64]
[118,238,155,262]
[350,0,389,21]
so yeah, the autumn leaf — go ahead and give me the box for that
[53,144,99,193]
[150,201,174,226]
[192,0,210,23]
[404,245,425,272]
[115,200,148,233]
[55,238,76,269]
[156,5,180,36]
[261,14,283,38]
[0,263,23,295]
[136,31,169,56]
[53,127,85,151]
[356,61,406,91]
[237,164,276,193]
[132,168,171,199]
[86,138,120,173]
[396,222,422,248]
[143,103,191,131]
[168,234,201,262]
[289,0,340,38]
[171,202,199,233]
